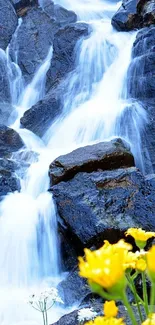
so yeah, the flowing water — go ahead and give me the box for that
[0,0,150,324]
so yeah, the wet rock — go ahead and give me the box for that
[0,57,11,104]
[52,309,78,325]
[43,0,77,25]
[128,26,155,100]
[51,304,146,325]
[111,0,155,31]
[0,125,24,157]
[46,23,90,91]
[57,269,90,307]
[142,0,155,26]
[0,0,18,50]
[11,0,37,12]
[127,27,155,171]
[0,158,20,199]
[20,88,62,137]
[9,3,78,86]
[59,220,82,271]
[52,166,155,248]
[112,0,142,31]
[49,138,134,186]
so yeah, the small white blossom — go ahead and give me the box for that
[28,287,63,307]
[78,307,97,323]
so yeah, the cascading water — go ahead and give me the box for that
[0,0,150,324]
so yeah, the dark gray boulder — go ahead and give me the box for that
[11,0,37,11]
[43,0,77,25]
[46,22,90,91]
[128,26,155,100]
[126,27,155,171]
[49,138,134,186]
[51,305,145,325]
[0,0,18,50]
[0,158,20,199]
[57,269,90,307]
[0,56,11,103]
[0,125,24,157]
[111,0,155,31]
[20,89,61,137]
[112,0,142,31]
[19,21,89,137]
[9,3,78,86]
[52,167,155,248]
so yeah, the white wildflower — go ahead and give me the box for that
[78,307,97,323]
[28,287,63,307]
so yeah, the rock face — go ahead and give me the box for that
[0,0,18,50]
[52,166,155,248]
[128,26,155,100]
[50,140,155,312]
[112,0,155,31]
[9,2,78,86]
[46,23,89,91]
[0,158,20,199]
[14,3,89,137]
[0,126,24,157]
[11,0,37,11]
[49,138,134,186]
[57,269,90,306]
[20,89,62,137]
[0,57,11,104]
[127,26,155,171]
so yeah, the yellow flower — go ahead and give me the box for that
[85,316,125,325]
[142,313,155,325]
[78,240,131,294]
[125,228,155,249]
[146,246,155,281]
[136,258,146,271]
[123,251,137,269]
[104,301,118,318]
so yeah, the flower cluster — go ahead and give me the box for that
[28,287,63,325]
[78,228,155,325]
[78,307,97,323]
[28,287,63,305]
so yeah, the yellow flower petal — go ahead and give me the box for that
[104,301,118,318]
[78,241,127,291]
[136,258,146,272]
[126,228,155,242]
[85,316,126,325]
[146,246,155,281]
[142,313,155,325]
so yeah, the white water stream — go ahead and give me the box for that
[0,0,149,324]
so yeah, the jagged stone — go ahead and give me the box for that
[49,138,134,186]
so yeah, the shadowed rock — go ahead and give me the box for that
[9,2,78,86]
[111,0,155,31]
[0,158,20,199]
[52,167,155,248]
[0,0,18,50]
[0,125,24,157]
[49,138,134,186]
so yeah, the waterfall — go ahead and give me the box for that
[0,0,149,324]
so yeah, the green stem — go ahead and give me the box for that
[121,291,138,325]
[126,274,144,322]
[45,301,48,325]
[150,282,155,313]
[126,276,144,306]
[142,272,149,315]
[42,311,46,325]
